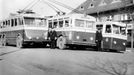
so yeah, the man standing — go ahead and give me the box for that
[48,28,57,49]
[95,28,103,51]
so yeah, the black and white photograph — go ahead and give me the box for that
[0,0,134,75]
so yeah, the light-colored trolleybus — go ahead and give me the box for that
[0,14,49,48]
[47,13,96,49]
[95,21,127,52]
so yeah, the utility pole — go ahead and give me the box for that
[131,13,134,51]
[131,28,134,51]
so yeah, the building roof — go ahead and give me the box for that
[73,0,134,14]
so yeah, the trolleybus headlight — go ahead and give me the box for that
[90,37,93,41]
[123,42,126,46]
[113,41,117,44]
[44,37,47,39]
[28,37,32,39]
[106,38,108,42]
[36,37,39,39]
[76,36,80,39]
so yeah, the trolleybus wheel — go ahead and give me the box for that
[57,36,66,49]
[2,39,6,46]
[16,35,23,48]
[2,35,6,46]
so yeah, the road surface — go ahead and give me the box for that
[0,46,134,75]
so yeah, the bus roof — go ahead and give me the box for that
[95,21,127,27]
[1,13,45,21]
[47,13,96,21]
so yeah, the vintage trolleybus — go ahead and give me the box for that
[95,21,127,52]
[47,13,96,49]
[0,14,49,48]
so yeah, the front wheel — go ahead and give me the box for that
[57,36,66,49]
[16,35,23,48]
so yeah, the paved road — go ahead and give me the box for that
[0,46,134,75]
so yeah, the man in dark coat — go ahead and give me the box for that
[95,28,103,51]
[48,28,57,49]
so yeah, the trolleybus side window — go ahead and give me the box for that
[18,18,23,25]
[105,25,111,33]
[48,20,52,28]
[2,21,5,28]
[5,21,8,27]
[86,21,93,28]
[120,27,126,35]
[11,19,14,27]
[14,18,17,26]
[7,20,10,27]
[75,19,84,27]
[53,19,58,28]
[65,20,69,27]
[59,20,63,28]
[113,24,120,34]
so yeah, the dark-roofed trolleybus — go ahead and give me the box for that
[95,21,127,52]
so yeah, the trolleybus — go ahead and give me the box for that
[47,13,96,49]
[0,14,49,48]
[95,21,127,52]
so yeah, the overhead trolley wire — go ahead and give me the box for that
[27,0,41,10]
[48,0,81,13]
[22,0,39,11]
[42,0,64,13]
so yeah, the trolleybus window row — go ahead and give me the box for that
[0,18,24,28]
[48,18,70,28]
[96,24,126,35]
[0,17,46,29]
[48,18,94,29]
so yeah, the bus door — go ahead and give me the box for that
[103,24,112,50]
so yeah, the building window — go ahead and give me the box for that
[88,3,94,8]
[111,0,121,3]
[79,6,84,10]
[99,0,107,6]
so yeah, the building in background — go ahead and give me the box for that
[74,0,134,47]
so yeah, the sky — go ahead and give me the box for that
[0,0,86,20]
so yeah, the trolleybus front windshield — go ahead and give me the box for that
[75,19,94,28]
[24,17,46,26]
[113,24,126,35]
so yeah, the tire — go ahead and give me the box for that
[57,36,66,49]
[2,38,6,46]
[1,36,6,46]
[16,35,23,48]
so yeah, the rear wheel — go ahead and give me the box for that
[2,38,6,46]
[16,35,23,48]
[1,35,6,47]
[57,36,66,49]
